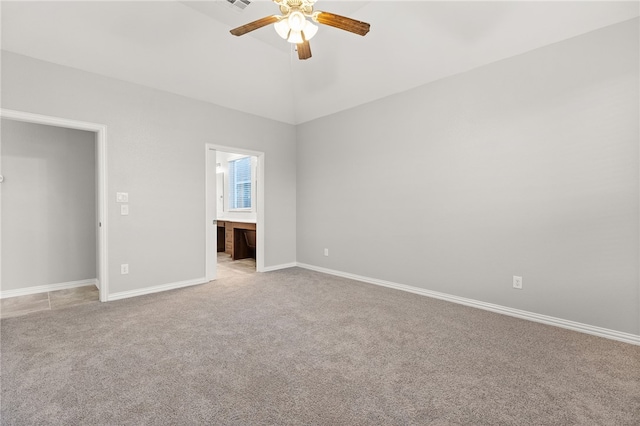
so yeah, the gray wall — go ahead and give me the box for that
[296,19,639,335]
[1,51,297,295]
[1,119,96,290]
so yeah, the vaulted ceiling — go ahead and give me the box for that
[2,1,638,124]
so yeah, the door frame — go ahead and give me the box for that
[205,143,265,280]
[0,109,109,302]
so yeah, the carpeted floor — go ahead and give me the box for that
[1,266,639,425]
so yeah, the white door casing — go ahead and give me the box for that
[206,146,218,282]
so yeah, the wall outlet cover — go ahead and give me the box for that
[513,275,523,289]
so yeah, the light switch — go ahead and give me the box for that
[116,192,129,203]
[121,204,129,216]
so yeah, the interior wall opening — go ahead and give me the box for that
[206,144,265,282]
[215,151,258,275]
[0,118,99,307]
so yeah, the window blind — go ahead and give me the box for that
[229,157,252,209]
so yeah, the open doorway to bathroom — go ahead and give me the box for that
[215,151,257,277]
[205,144,264,282]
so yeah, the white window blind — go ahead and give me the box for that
[229,156,252,210]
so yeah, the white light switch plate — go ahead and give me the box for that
[121,204,129,216]
[116,192,129,203]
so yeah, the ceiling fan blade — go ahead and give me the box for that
[297,40,312,60]
[314,12,370,36]
[230,15,280,36]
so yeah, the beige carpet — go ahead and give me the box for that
[2,267,639,425]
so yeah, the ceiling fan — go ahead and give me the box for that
[229,0,371,60]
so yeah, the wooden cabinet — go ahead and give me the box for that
[225,222,233,254]
[217,220,256,260]
[231,222,256,260]
[216,221,226,252]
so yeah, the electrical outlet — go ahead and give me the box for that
[513,275,522,289]
[324,248,329,257]
[116,192,129,203]
[121,264,129,275]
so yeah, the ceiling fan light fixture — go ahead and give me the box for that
[288,11,306,32]
[276,14,318,43]
[287,29,304,44]
[302,20,318,40]
[274,19,290,39]
[230,0,371,60]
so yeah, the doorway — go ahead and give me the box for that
[0,109,109,302]
[205,144,265,282]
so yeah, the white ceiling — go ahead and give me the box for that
[2,1,638,124]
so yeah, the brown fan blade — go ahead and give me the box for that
[230,15,280,36]
[297,40,312,60]
[314,12,370,36]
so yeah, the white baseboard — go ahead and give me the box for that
[0,278,98,299]
[260,262,297,273]
[296,263,640,346]
[107,277,207,302]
